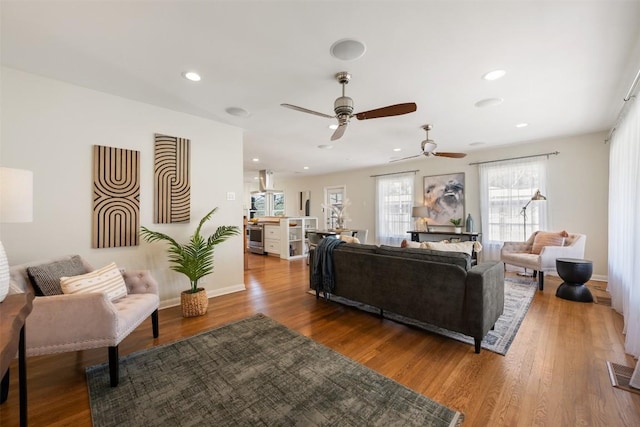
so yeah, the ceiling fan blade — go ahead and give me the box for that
[389,154,423,163]
[280,103,335,119]
[434,152,467,158]
[330,123,347,141]
[355,103,417,120]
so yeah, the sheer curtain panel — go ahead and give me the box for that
[375,173,414,246]
[478,158,549,261]
[608,96,640,379]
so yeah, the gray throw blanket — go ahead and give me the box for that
[311,237,345,299]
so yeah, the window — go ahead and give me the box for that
[479,158,548,259]
[376,173,414,245]
[323,186,346,229]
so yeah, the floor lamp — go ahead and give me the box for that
[520,189,546,241]
[0,167,33,302]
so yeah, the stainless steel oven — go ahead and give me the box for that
[248,223,265,254]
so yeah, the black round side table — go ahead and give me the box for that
[555,258,593,302]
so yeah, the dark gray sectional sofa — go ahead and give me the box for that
[310,243,505,353]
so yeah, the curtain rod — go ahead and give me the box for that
[605,66,640,142]
[468,151,559,166]
[370,169,419,178]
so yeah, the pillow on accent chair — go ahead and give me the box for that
[27,255,88,296]
[60,262,128,302]
[531,231,568,255]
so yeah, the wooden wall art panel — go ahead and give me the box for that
[92,145,140,248]
[154,134,191,223]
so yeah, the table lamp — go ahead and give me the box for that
[0,167,33,302]
[412,206,430,231]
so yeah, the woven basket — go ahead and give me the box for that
[180,288,209,318]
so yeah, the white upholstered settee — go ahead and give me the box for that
[500,231,586,291]
[9,255,159,387]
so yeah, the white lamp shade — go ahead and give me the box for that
[0,167,33,223]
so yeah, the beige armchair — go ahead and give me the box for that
[9,255,159,387]
[500,231,586,291]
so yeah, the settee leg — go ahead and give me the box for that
[474,339,481,354]
[109,346,119,387]
[379,308,384,318]
[538,271,544,291]
[152,309,159,338]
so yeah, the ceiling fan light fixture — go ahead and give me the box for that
[482,69,506,81]
[330,38,366,61]
[475,97,504,108]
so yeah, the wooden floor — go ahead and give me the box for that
[2,254,639,426]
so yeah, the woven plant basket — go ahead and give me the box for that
[180,288,209,318]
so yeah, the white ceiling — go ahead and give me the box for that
[2,1,640,183]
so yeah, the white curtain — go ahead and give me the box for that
[375,172,414,246]
[608,95,640,381]
[478,158,549,261]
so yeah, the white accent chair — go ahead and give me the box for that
[9,255,159,387]
[500,231,586,291]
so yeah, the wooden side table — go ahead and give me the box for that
[1,292,35,427]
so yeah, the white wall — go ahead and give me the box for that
[0,67,246,306]
[276,131,610,279]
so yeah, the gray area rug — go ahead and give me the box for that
[312,277,537,356]
[86,314,463,427]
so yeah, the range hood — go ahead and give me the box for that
[259,169,273,192]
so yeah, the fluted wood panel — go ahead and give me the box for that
[154,133,190,223]
[92,145,140,248]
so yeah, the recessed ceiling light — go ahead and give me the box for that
[253,176,259,180]
[318,144,334,150]
[182,71,201,82]
[475,97,504,108]
[330,38,366,61]
[482,70,506,81]
[393,148,402,152]
[226,107,250,117]
[303,166,309,170]
[328,124,338,130]
[516,123,529,128]
[469,142,486,146]
[252,158,259,162]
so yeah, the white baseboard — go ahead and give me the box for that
[159,283,247,310]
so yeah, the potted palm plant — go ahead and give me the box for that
[140,207,240,317]
[449,218,463,233]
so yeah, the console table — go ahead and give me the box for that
[407,230,481,243]
[1,292,34,427]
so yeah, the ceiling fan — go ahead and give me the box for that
[281,71,417,141]
[390,124,467,162]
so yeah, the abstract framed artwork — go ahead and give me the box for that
[92,145,140,248]
[422,172,465,225]
[154,133,191,223]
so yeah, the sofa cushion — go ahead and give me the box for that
[338,235,360,244]
[531,231,568,254]
[376,245,471,270]
[60,262,128,302]
[423,241,480,256]
[26,255,88,296]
